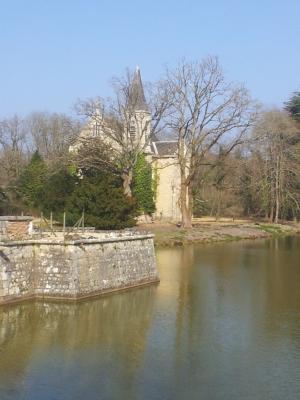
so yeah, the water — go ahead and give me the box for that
[1,237,300,400]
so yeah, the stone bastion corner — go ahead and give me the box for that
[0,232,159,305]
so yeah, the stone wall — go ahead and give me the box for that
[0,234,158,305]
[153,157,181,221]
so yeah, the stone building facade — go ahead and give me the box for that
[128,68,182,221]
[75,68,182,221]
[151,143,181,220]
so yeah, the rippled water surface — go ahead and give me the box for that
[1,237,300,399]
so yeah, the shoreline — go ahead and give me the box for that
[137,220,300,247]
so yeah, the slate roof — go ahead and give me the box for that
[152,141,178,157]
[128,67,149,112]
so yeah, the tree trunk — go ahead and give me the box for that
[216,190,222,221]
[269,171,275,222]
[269,206,274,223]
[188,183,194,220]
[275,191,280,224]
[274,156,280,224]
[178,136,192,228]
[122,170,133,198]
[180,180,192,228]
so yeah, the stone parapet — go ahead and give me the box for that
[0,233,158,305]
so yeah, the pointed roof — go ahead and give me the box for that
[128,66,149,112]
[151,141,178,157]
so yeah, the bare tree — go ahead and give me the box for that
[73,68,172,197]
[164,56,257,227]
[27,112,81,166]
[252,109,300,223]
[0,115,28,184]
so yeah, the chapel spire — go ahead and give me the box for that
[128,66,149,112]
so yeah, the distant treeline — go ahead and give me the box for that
[193,95,300,223]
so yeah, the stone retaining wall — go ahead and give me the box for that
[0,234,158,305]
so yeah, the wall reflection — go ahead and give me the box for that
[0,284,157,396]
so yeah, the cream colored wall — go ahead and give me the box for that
[154,157,181,221]
[130,111,151,150]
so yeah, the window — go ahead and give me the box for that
[93,122,101,137]
[130,123,136,139]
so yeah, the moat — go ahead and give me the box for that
[1,237,300,399]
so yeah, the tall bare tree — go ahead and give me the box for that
[73,68,172,197]
[27,112,81,166]
[0,115,28,184]
[164,56,257,227]
[252,109,300,223]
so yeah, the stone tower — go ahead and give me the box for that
[128,67,151,152]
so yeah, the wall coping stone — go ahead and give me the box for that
[0,233,154,247]
[0,216,33,221]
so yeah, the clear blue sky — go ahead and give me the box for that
[0,0,299,118]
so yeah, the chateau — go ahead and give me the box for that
[129,68,181,220]
[78,68,182,221]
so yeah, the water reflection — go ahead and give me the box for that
[1,237,300,399]
[155,238,300,399]
[0,286,157,400]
